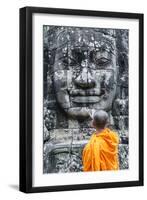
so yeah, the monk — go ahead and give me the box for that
[82,110,119,171]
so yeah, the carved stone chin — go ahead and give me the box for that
[65,107,91,119]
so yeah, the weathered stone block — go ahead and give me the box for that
[118,144,129,169]
[113,116,128,130]
[112,98,128,116]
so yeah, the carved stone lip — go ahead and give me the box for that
[70,89,101,97]
[72,96,101,103]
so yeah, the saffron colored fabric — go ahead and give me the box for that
[82,128,119,171]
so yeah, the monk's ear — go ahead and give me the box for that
[92,120,96,128]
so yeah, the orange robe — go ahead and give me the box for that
[82,128,119,171]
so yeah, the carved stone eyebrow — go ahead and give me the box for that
[94,40,115,54]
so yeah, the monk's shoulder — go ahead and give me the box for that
[108,128,119,142]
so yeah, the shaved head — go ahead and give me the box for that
[93,110,109,129]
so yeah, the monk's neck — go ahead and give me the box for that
[95,128,105,135]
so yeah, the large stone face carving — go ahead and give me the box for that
[53,29,118,118]
[43,26,129,173]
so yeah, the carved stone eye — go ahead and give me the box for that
[95,57,110,66]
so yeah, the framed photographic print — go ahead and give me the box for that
[19,6,144,193]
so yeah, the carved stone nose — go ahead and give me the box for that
[74,67,96,88]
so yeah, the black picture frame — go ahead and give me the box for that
[19,6,144,193]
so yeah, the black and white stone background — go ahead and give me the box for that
[43,26,129,173]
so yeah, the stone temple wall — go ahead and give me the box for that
[43,26,129,173]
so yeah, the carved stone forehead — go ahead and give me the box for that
[69,28,115,43]
[52,27,116,51]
